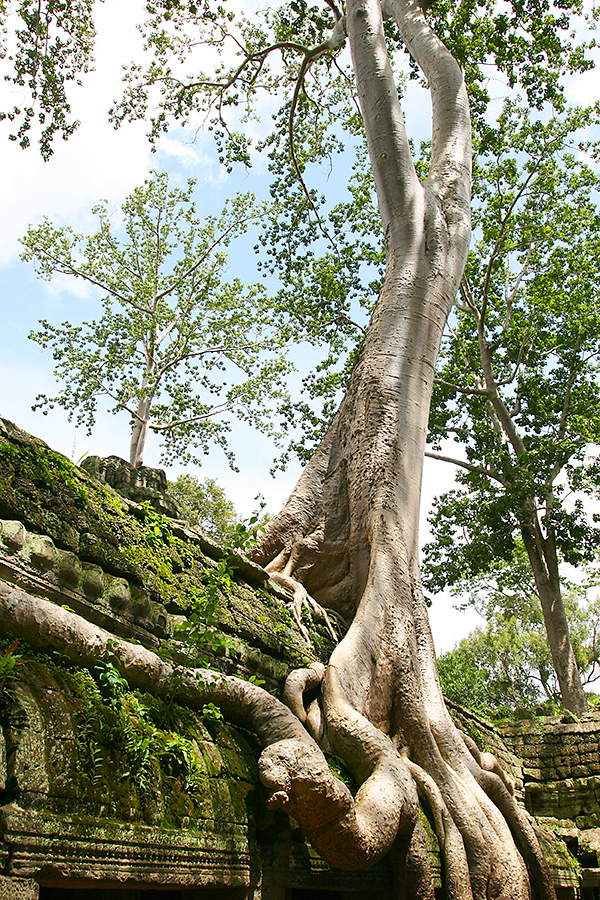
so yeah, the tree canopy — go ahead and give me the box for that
[437,549,600,719]
[421,104,600,713]
[425,103,600,588]
[168,473,239,541]
[23,170,290,467]
[2,0,599,897]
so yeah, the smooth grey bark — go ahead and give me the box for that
[252,0,557,897]
[0,0,561,895]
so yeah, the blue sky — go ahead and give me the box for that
[1,0,598,651]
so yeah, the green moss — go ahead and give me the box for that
[10,653,260,831]
[0,417,323,675]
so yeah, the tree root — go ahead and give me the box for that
[461,732,515,795]
[0,581,414,872]
[267,569,339,643]
[404,755,473,900]
[282,662,330,747]
[463,747,557,900]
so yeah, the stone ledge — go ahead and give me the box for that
[2,804,250,888]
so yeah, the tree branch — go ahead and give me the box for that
[480,169,537,326]
[434,378,490,397]
[424,450,505,485]
[347,0,423,236]
[150,401,237,432]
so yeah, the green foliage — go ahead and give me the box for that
[106,0,593,466]
[70,658,210,799]
[0,640,22,683]
[226,500,270,553]
[437,550,600,718]
[168,474,238,542]
[423,104,600,594]
[201,701,224,722]
[0,0,96,159]
[2,0,592,160]
[4,1,595,471]
[175,571,234,666]
[23,170,291,467]
[139,499,177,549]
[325,751,357,790]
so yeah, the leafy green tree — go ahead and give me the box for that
[0,0,97,159]
[23,171,290,468]
[423,104,600,716]
[438,550,600,718]
[168,474,238,542]
[3,0,597,895]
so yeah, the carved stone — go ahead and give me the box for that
[81,455,180,518]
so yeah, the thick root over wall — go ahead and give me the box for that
[1,581,554,899]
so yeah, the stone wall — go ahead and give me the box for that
[0,654,402,900]
[499,714,600,893]
[0,417,590,898]
[0,417,337,693]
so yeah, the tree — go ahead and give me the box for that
[22,171,290,468]
[0,0,96,159]
[423,105,600,717]
[168,474,238,542]
[437,549,600,719]
[1,0,595,897]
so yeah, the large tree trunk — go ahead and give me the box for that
[521,513,586,717]
[252,0,557,896]
[0,1,559,896]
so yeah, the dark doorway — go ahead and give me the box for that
[287,890,369,900]
[40,887,246,900]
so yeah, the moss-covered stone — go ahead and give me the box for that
[1,653,260,837]
[0,418,328,682]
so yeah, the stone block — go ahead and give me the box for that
[0,731,6,790]
[106,577,130,611]
[27,535,56,572]
[6,686,49,796]
[1,522,25,553]
[0,876,39,899]
[82,565,104,601]
[57,552,82,589]
[2,804,250,887]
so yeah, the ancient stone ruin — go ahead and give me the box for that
[0,417,598,898]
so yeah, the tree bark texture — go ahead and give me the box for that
[251,0,557,897]
[0,1,560,897]
[521,513,586,717]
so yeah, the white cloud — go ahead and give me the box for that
[0,0,153,264]
[566,66,600,106]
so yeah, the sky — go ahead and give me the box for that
[0,0,599,653]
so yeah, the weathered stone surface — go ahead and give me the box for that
[5,684,49,799]
[0,416,591,897]
[1,522,25,553]
[0,875,39,900]
[2,804,250,888]
[106,576,130,611]
[27,535,56,572]
[0,415,329,688]
[0,729,6,791]
[57,552,82,589]
[81,455,180,519]
[82,564,104,601]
